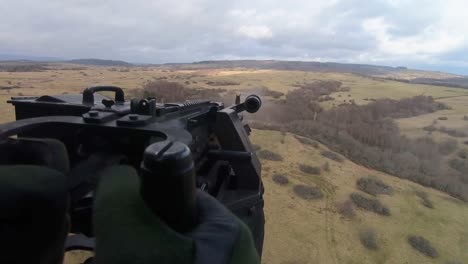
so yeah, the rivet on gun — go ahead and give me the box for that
[89,110,99,117]
[129,114,139,120]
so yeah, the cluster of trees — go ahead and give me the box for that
[424,124,467,138]
[0,64,48,72]
[251,85,468,201]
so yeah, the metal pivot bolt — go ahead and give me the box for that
[140,140,197,233]
[128,114,139,120]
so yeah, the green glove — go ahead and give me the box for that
[93,165,260,264]
[0,165,69,264]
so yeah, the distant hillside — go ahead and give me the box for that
[162,60,468,89]
[0,54,61,61]
[0,60,50,72]
[66,58,133,67]
[164,60,404,75]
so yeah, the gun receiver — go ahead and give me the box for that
[1,86,265,255]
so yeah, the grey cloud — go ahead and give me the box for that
[0,0,467,73]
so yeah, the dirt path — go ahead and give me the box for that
[316,176,340,264]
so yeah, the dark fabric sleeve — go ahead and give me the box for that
[0,165,69,264]
[93,165,259,264]
[228,218,260,264]
[93,165,195,264]
[188,191,260,264]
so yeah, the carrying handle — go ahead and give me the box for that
[82,86,125,105]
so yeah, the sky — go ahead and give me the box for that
[1,0,467,74]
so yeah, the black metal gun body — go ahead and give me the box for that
[0,86,264,254]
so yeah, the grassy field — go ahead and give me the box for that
[1,65,468,263]
[397,95,468,140]
[253,130,468,264]
[2,66,468,122]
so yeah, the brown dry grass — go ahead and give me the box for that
[252,129,468,264]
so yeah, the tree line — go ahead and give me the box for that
[251,82,468,201]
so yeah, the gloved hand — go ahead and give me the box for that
[0,165,69,264]
[93,165,260,264]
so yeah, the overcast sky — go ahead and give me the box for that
[1,0,467,74]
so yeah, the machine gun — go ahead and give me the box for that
[0,86,264,256]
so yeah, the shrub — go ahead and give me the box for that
[206,80,240,86]
[438,139,458,155]
[449,158,468,174]
[350,193,390,216]
[457,150,467,159]
[318,95,335,102]
[438,127,467,137]
[299,164,321,175]
[422,125,437,132]
[257,149,283,161]
[407,235,439,258]
[321,150,344,162]
[322,162,330,172]
[135,80,224,102]
[359,228,378,250]
[340,86,351,92]
[272,174,289,185]
[356,177,393,196]
[438,116,448,120]
[253,87,284,98]
[336,200,355,218]
[270,90,284,99]
[251,144,261,151]
[294,135,319,148]
[139,80,186,102]
[293,185,324,200]
[415,191,434,209]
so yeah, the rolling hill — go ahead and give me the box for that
[252,129,468,264]
[65,59,133,67]
[161,60,468,89]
